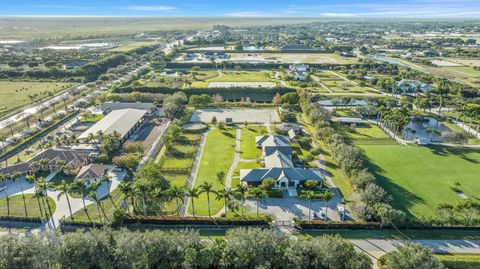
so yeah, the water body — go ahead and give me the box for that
[403,116,454,141]
[318,99,367,106]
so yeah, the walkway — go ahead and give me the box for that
[181,128,211,216]
[351,239,480,262]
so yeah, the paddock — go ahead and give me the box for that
[190,108,280,123]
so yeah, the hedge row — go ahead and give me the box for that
[166,62,356,70]
[113,86,295,102]
[0,215,43,223]
[61,216,271,227]
[437,254,480,269]
[125,216,271,226]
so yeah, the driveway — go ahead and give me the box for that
[245,192,342,221]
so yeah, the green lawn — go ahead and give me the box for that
[69,188,123,223]
[0,194,55,218]
[335,123,393,143]
[50,172,84,199]
[240,126,267,159]
[445,66,480,77]
[360,144,480,218]
[188,128,237,216]
[79,113,105,122]
[334,109,359,117]
[109,41,160,52]
[0,81,74,117]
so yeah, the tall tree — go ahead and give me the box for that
[200,182,214,217]
[56,180,74,220]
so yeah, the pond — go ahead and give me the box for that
[403,116,454,142]
[318,99,367,106]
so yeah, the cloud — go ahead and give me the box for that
[225,11,274,17]
[127,5,177,11]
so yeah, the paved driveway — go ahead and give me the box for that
[245,191,342,221]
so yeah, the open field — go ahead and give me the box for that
[191,70,276,88]
[430,59,463,67]
[208,82,277,88]
[109,41,161,52]
[440,58,480,67]
[0,17,321,39]
[335,123,396,145]
[240,125,268,159]
[0,81,74,118]
[0,194,55,218]
[229,53,358,64]
[445,66,480,77]
[314,71,376,94]
[189,128,237,216]
[191,108,280,124]
[360,144,480,218]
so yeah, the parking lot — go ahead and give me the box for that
[190,108,280,123]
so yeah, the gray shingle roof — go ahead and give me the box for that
[240,168,322,183]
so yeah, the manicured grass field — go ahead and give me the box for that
[0,194,56,218]
[188,128,236,216]
[0,81,74,117]
[79,113,105,123]
[335,123,394,143]
[315,71,372,94]
[445,66,480,77]
[191,70,275,88]
[360,144,480,217]
[70,188,123,222]
[240,125,267,159]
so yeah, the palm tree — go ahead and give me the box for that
[186,187,200,217]
[215,189,231,217]
[20,186,28,218]
[300,190,315,221]
[101,173,116,209]
[73,179,88,213]
[4,190,10,216]
[167,185,185,216]
[151,188,168,215]
[36,177,54,218]
[56,180,74,219]
[88,182,108,222]
[320,191,334,220]
[250,188,266,217]
[118,180,133,214]
[410,129,417,139]
[236,185,248,216]
[32,190,45,219]
[199,182,214,217]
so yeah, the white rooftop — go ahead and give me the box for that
[79,108,147,140]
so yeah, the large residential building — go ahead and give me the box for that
[240,135,323,189]
[0,148,88,178]
[79,108,148,143]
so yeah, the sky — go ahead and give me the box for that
[1,0,480,18]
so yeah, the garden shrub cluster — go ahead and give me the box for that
[0,228,372,269]
[303,102,406,226]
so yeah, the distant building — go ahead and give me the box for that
[203,51,230,59]
[341,51,356,57]
[183,53,196,61]
[102,102,157,114]
[63,61,86,70]
[397,80,434,93]
[243,45,264,51]
[280,44,315,51]
[160,71,179,77]
[289,64,309,81]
